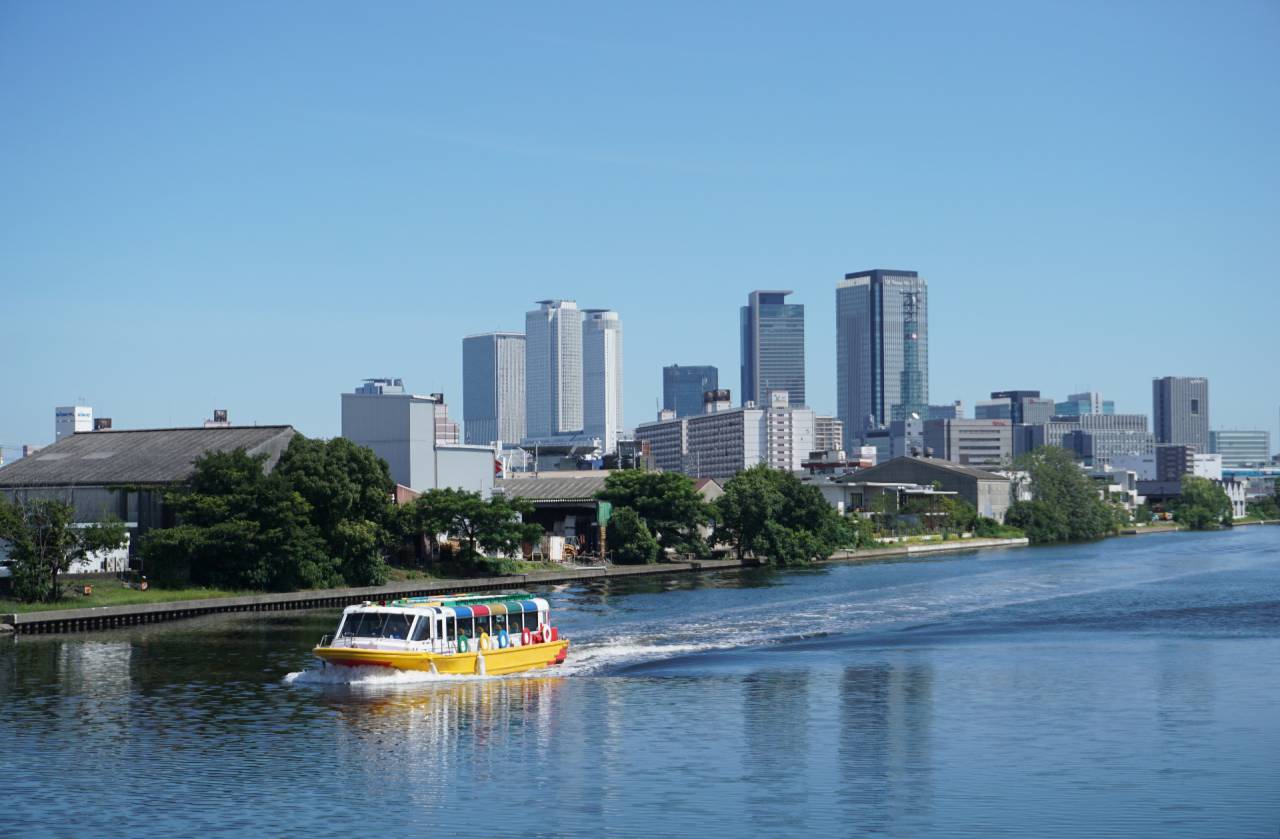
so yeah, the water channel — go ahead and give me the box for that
[3,526,1278,837]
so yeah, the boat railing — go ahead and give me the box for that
[318,634,333,647]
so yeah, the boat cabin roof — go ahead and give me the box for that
[340,592,549,619]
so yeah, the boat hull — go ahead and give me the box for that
[312,640,570,676]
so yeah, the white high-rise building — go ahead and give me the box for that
[462,333,526,446]
[55,404,93,441]
[582,309,624,454]
[525,300,583,439]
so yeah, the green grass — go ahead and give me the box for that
[1,582,255,614]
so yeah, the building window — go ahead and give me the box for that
[1190,399,1199,415]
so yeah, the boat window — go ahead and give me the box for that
[456,617,474,638]
[476,616,492,636]
[410,616,433,642]
[492,614,508,634]
[340,612,385,638]
[381,614,412,640]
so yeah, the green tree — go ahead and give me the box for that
[0,498,127,602]
[1004,446,1118,543]
[275,436,394,585]
[1172,475,1233,530]
[598,470,713,558]
[607,506,660,564]
[141,449,340,591]
[714,465,851,565]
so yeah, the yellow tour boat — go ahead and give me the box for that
[312,592,569,676]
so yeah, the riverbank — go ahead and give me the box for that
[1,536,1034,635]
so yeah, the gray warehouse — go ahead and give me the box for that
[837,456,1013,522]
[0,425,298,538]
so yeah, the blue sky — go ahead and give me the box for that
[2,1,1277,457]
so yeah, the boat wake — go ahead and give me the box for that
[283,665,511,687]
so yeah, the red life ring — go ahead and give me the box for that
[521,627,532,646]
[549,626,558,642]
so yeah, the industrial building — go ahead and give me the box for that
[341,380,495,497]
[834,456,1014,522]
[0,424,298,544]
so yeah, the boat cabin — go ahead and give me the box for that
[324,593,551,655]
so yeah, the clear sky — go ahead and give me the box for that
[2,1,1277,458]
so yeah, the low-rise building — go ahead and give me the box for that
[635,390,814,481]
[924,418,1013,468]
[832,456,1013,522]
[0,425,299,546]
[1210,429,1271,468]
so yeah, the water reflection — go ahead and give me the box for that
[744,671,811,830]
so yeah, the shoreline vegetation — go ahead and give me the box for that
[3,436,1276,616]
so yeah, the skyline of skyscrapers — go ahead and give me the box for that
[663,364,719,418]
[740,290,805,408]
[525,299,584,439]
[462,332,526,446]
[836,269,930,451]
[583,309,624,453]
[1153,376,1210,452]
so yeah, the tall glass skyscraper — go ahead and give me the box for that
[740,290,805,407]
[582,309,624,453]
[525,300,583,438]
[663,364,719,418]
[836,269,929,450]
[462,332,526,446]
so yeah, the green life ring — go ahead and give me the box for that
[457,634,469,653]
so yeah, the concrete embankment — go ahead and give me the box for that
[1,559,748,635]
[2,537,1033,635]
[828,536,1029,561]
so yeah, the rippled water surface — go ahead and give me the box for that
[3,527,1279,837]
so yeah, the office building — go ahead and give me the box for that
[1210,429,1271,468]
[55,405,93,441]
[525,300,584,439]
[1153,376,1210,451]
[635,390,814,481]
[582,309,624,454]
[462,333,526,446]
[662,365,719,418]
[1054,392,1115,416]
[924,418,1013,468]
[928,401,965,420]
[836,269,929,449]
[341,380,495,496]
[1064,427,1156,468]
[740,290,805,407]
[814,416,844,453]
[976,391,1055,425]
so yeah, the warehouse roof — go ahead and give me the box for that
[0,426,298,487]
[835,457,1009,484]
[496,475,610,503]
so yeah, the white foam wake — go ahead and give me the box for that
[283,664,505,687]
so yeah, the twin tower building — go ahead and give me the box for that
[462,300,624,453]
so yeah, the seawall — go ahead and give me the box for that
[2,537,1031,635]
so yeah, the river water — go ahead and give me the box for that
[2,527,1278,837]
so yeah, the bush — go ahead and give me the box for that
[607,507,661,564]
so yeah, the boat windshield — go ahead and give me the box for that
[339,612,414,640]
